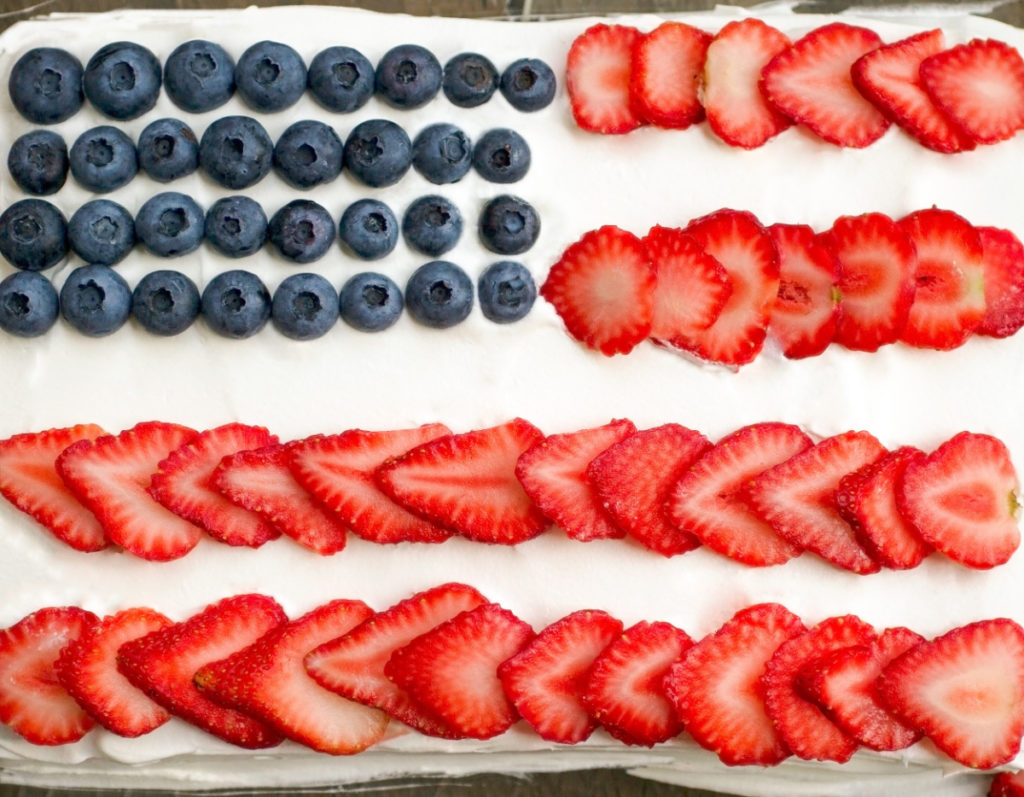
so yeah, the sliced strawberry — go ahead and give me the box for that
[629,21,711,129]
[588,423,711,557]
[56,608,172,737]
[702,18,793,149]
[515,419,635,542]
[498,609,623,743]
[305,583,487,738]
[567,24,644,134]
[668,423,810,567]
[879,618,1024,768]
[819,212,917,352]
[117,594,287,748]
[992,771,1024,796]
[665,603,806,766]
[288,425,453,545]
[0,424,107,552]
[0,606,97,745]
[899,432,1020,569]
[542,226,654,356]
[921,39,1024,145]
[581,620,692,746]
[385,603,534,739]
[377,419,547,545]
[767,223,840,359]
[977,226,1024,338]
[56,421,203,561]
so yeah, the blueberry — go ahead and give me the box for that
[273,120,343,189]
[376,45,441,109]
[478,261,536,323]
[272,273,339,340]
[412,123,472,185]
[268,199,335,263]
[69,199,135,265]
[235,41,306,112]
[201,269,271,339]
[499,58,556,112]
[402,196,462,257]
[338,199,398,261]
[308,46,374,112]
[0,199,67,272]
[8,47,84,124]
[69,126,138,194]
[405,261,473,328]
[0,271,59,337]
[83,42,162,120]
[8,130,68,195]
[60,264,131,337]
[472,128,530,184]
[136,118,199,183]
[343,119,412,188]
[442,53,497,108]
[164,40,235,113]
[205,196,267,258]
[135,192,205,258]
[132,270,200,336]
[479,195,540,255]
[339,271,403,332]
[199,116,273,190]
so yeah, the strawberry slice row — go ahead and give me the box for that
[567,19,1024,151]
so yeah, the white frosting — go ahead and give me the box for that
[1,5,1024,795]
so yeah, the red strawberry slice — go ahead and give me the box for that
[702,18,793,149]
[668,423,810,567]
[761,23,890,147]
[542,226,654,356]
[879,618,1024,768]
[899,432,1020,569]
[921,39,1024,145]
[567,24,644,134]
[588,423,711,557]
[767,223,841,359]
[629,21,711,129]
[305,583,487,738]
[745,431,886,573]
[665,603,806,766]
[385,603,535,740]
[56,421,203,561]
[56,608,173,737]
[852,29,975,153]
[683,209,779,367]
[149,423,280,548]
[195,599,389,755]
[117,594,287,748]
[581,620,692,746]
[819,212,917,352]
[977,226,1024,338]
[992,771,1024,796]
[0,606,97,745]
[515,419,635,542]
[213,443,349,555]
[377,419,547,545]
[498,609,623,743]
[288,425,453,545]
[0,424,107,552]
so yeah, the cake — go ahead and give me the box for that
[2,5,1024,796]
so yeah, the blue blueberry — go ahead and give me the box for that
[164,40,235,113]
[8,47,84,124]
[132,270,200,336]
[272,273,339,340]
[60,264,131,336]
[135,192,205,258]
[412,123,472,185]
[69,125,138,193]
[268,199,335,263]
[339,271,402,332]
[235,41,306,113]
[402,195,462,257]
[308,46,374,112]
[499,58,556,112]
[83,42,162,120]
[405,261,473,328]
[343,119,412,188]
[472,128,530,184]
[375,45,441,109]
[136,118,199,183]
[8,130,68,195]
[0,199,67,272]
[199,116,273,190]
[478,261,536,323]
[273,120,343,189]
[442,53,497,108]
[69,199,135,266]
[205,196,267,258]
[201,269,271,339]
[479,194,540,255]
[0,271,59,337]
[338,199,398,261]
